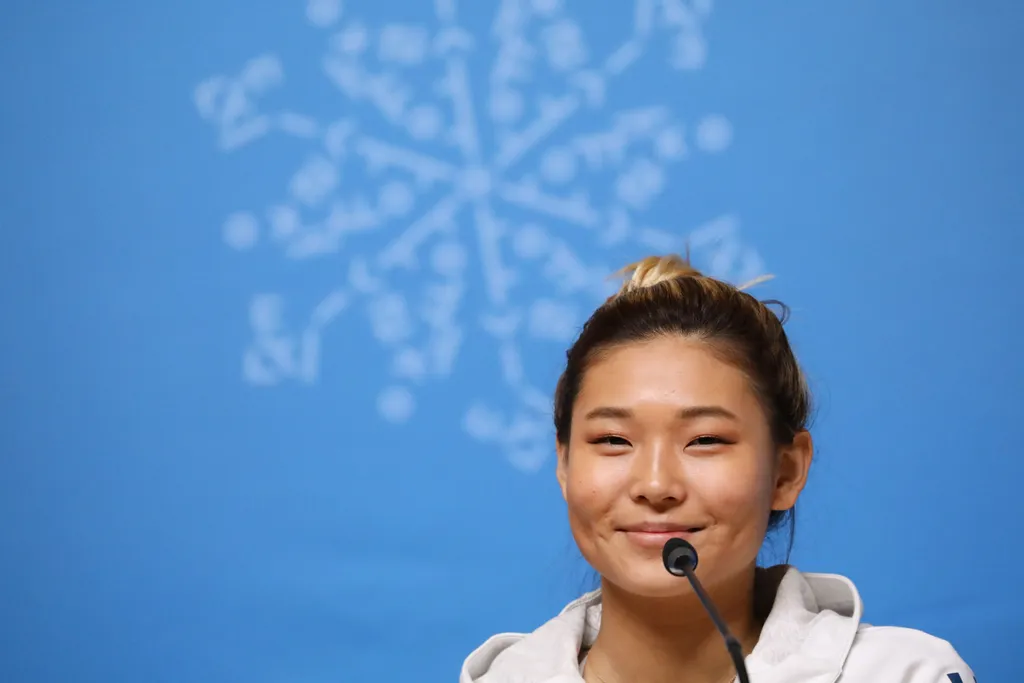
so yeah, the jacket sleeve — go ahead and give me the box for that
[909,644,976,683]
[842,626,976,683]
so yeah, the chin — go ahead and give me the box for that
[603,564,694,599]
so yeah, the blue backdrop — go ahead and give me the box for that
[2,1,1021,681]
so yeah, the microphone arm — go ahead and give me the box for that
[663,538,751,683]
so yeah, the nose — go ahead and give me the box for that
[628,439,686,509]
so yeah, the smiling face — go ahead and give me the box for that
[556,335,811,597]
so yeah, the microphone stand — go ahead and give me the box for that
[676,562,750,683]
[663,538,751,683]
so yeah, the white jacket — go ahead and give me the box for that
[460,566,975,683]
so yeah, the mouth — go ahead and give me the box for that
[619,525,705,548]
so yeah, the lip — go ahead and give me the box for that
[619,524,704,548]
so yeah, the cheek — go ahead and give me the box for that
[564,458,621,527]
[565,477,602,526]
[694,455,776,521]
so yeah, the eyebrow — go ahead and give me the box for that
[583,405,739,421]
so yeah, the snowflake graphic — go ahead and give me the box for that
[194,0,766,473]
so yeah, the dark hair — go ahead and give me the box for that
[554,254,812,560]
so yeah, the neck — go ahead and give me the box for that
[583,566,761,683]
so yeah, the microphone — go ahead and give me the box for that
[662,538,751,683]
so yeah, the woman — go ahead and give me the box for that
[460,255,975,683]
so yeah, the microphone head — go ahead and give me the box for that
[662,537,698,577]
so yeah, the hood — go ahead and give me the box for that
[460,566,862,683]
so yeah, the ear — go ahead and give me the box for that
[555,441,570,501]
[771,430,813,512]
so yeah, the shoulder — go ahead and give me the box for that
[459,591,602,683]
[764,567,974,682]
[843,624,975,682]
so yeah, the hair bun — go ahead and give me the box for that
[614,254,703,294]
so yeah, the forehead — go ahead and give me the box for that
[575,336,759,414]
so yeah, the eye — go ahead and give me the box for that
[688,435,728,447]
[590,435,632,447]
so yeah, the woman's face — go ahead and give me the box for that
[556,335,811,597]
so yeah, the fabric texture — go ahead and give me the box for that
[460,566,975,683]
